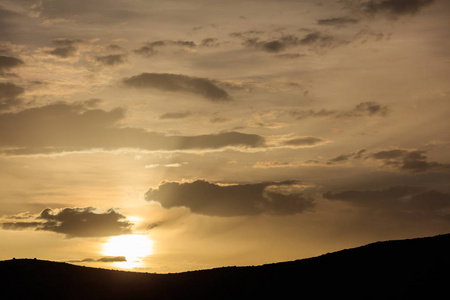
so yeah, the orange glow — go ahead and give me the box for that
[102,235,153,268]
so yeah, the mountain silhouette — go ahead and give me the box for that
[1,233,449,299]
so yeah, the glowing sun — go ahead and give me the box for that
[102,234,154,263]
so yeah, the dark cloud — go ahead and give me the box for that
[274,53,305,59]
[106,44,123,51]
[241,35,297,53]
[328,149,367,163]
[16,0,144,25]
[159,111,192,120]
[354,101,388,116]
[1,207,132,238]
[134,40,196,56]
[364,0,436,16]
[299,32,334,46]
[97,256,127,262]
[0,102,265,155]
[47,39,82,58]
[282,136,327,147]
[324,186,450,217]
[145,180,314,216]
[291,101,388,120]
[122,73,231,101]
[0,82,24,110]
[326,148,449,173]
[200,38,219,47]
[69,256,127,263]
[237,32,342,54]
[370,149,450,173]
[94,54,127,66]
[317,17,360,26]
[0,55,24,74]
[1,222,42,230]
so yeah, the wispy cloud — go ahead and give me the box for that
[122,73,231,102]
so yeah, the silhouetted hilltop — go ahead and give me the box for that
[1,233,449,299]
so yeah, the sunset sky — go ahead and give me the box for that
[1,0,449,273]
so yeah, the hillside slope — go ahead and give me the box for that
[1,233,449,299]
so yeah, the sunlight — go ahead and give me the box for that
[102,234,153,267]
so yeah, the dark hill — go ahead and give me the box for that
[1,233,449,299]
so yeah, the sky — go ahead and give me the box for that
[0,0,449,273]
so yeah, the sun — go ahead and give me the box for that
[102,234,154,263]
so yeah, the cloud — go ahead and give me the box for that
[364,0,436,17]
[122,73,231,101]
[46,38,82,58]
[18,0,144,25]
[236,31,344,54]
[253,161,301,169]
[0,102,265,155]
[317,17,360,26]
[69,256,127,263]
[200,38,219,47]
[325,148,449,173]
[291,101,388,120]
[274,53,305,59]
[0,82,24,110]
[145,180,314,216]
[0,55,24,73]
[253,149,368,169]
[97,256,127,262]
[159,111,192,120]
[324,186,450,217]
[370,149,450,173]
[328,149,367,163]
[134,40,196,56]
[1,207,133,238]
[282,136,328,147]
[94,54,127,66]
[145,163,185,168]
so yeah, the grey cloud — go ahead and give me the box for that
[0,102,265,155]
[97,256,127,262]
[274,53,305,59]
[122,73,231,101]
[47,38,82,58]
[94,54,127,66]
[0,82,24,110]
[324,186,450,216]
[145,180,314,216]
[134,40,196,56]
[371,149,450,173]
[242,35,299,53]
[326,148,449,173]
[1,207,132,238]
[354,101,388,116]
[17,0,144,25]
[291,101,388,120]
[0,55,24,73]
[299,32,334,46]
[1,222,42,230]
[200,38,219,47]
[159,111,192,120]
[106,44,123,51]
[69,256,127,263]
[364,0,436,16]
[317,17,360,26]
[328,149,367,163]
[238,32,342,54]
[283,136,327,147]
